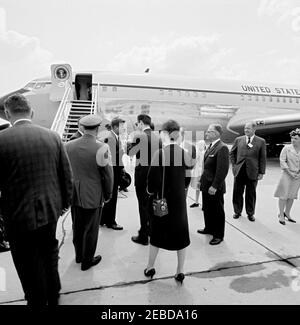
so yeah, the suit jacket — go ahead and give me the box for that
[0,121,73,234]
[200,140,229,193]
[230,135,266,180]
[127,128,162,188]
[65,134,113,209]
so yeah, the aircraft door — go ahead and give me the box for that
[75,74,93,101]
[50,63,72,101]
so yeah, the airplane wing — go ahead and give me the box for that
[227,112,300,138]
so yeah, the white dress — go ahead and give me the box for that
[190,140,206,190]
[274,144,300,199]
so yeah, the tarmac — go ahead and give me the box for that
[1,158,300,305]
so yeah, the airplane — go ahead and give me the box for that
[1,63,300,156]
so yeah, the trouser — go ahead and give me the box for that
[233,165,258,216]
[101,168,120,226]
[71,206,102,264]
[202,191,225,239]
[8,222,60,306]
[135,185,150,240]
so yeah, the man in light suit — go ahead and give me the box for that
[100,117,125,230]
[230,122,266,222]
[198,124,229,245]
[0,94,73,305]
[65,114,113,271]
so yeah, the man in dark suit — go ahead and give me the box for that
[0,94,73,305]
[65,114,113,271]
[127,114,161,245]
[100,117,125,230]
[198,124,229,245]
[230,122,266,222]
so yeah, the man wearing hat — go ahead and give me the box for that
[100,117,126,230]
[65,114,113,271]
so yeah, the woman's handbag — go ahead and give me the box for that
[152,150,168,217]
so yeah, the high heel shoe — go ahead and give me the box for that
[174,273,185,284]
[278,214,285,225]
[144,268,156,279]
[284,212,296,223]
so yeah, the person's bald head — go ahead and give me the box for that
[244,122,256,137]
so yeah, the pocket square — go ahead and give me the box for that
[209,154,215,157]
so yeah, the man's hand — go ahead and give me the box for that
[208,186,217,195]
[257,174,264,181]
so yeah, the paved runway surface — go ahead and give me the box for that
[1,158,300,305]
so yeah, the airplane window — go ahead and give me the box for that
[241,95,244,101]
[289,97,293,103]
[34,83,46,89]
[194,92,198,97]
[24,82,35,90]
[185,92,190,97]
[297,98,299,104]
[168,90,173,96]
[202,93,207,98]
[262,96,265,102]
[248,95,252,101]
[283,97,286,103]
[176,90,182,96]
[269,96,273,102]
[112,87,117,92]
[255,96,259,101]
[160,90,164,95]
[102,86,107,92]
[277,97,280,103]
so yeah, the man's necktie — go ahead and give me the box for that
[247,137,250,145]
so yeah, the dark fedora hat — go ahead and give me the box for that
[119,170,131,189]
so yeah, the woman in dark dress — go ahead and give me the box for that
[145,120,190,284]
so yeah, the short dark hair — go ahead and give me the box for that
[150,122,155,131]
[137,114,151,126]
[211,124,223,135]
[161,119,180,141]
[4,94,31,115]
[111,117,125,129]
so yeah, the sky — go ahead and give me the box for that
[1,0,300,95]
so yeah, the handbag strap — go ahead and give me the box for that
[161,149,165,198]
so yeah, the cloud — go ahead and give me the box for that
[258,0,300,33]
[0,7,53,95]
[107,35,235,78]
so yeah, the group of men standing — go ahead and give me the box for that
[198,122,266,245]
[0,92,267,305]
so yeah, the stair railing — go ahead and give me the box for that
[51,84,73,137]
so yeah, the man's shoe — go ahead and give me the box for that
[131,235,148,245]
[81,255,102,271]
[233,213,241,219]
[190,203,199,208]
[209,238,223,245]
[248,215,255,222]
[197,229,212,235]
[75,257,82,264]
[107,223,123,230]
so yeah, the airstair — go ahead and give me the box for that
[51,85,98,142]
